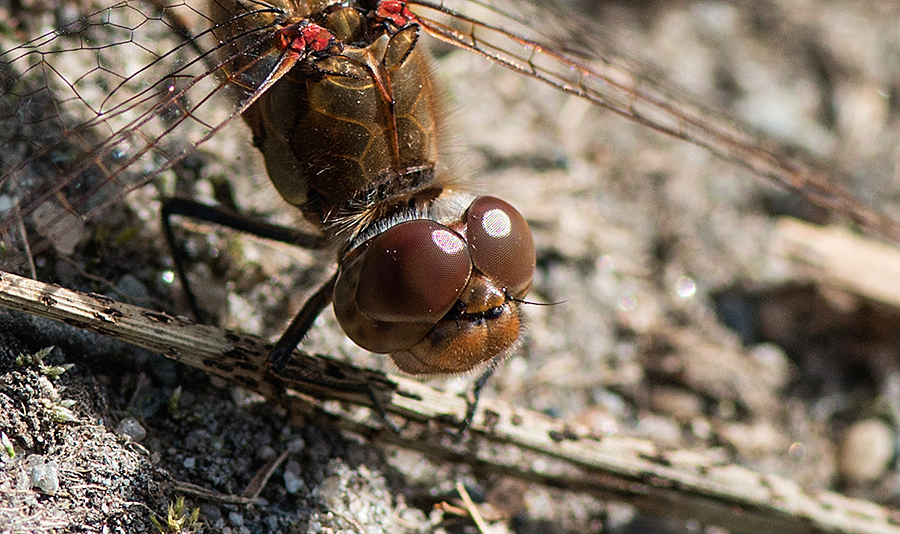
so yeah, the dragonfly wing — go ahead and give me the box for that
[409,0,900,242]
[0,0,289,272]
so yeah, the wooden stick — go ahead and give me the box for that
[0,269,897,534]
[775,217,900,307]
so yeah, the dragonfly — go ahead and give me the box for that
[0,0,897,387]
[2,1,900,528]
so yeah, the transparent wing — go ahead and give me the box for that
[0,0,292,273]
[408,0,900,242]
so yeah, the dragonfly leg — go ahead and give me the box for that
[160,197,326,321]
[267,272,336,371]
[160,199,399,430]
[268,273,401,432]
[270,348,402,433]
[442,364,496,438]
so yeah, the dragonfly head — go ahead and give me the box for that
[332,196,535,374]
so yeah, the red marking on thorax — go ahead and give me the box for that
[277,22,335,54]
[374,0,417,27]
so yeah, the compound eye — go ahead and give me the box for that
[356,220,472,323]
[466,196,535,297]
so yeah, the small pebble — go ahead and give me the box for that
[286,437,306,453]
[115,417,147,442]
[199,504,222,523]
[575,406,620,435]
[115,274,149,302]
[257,445,277,461]
[839,418,896,483]
[228,511,244,527]
[649,387,703,422]
[284,460,304,494]
[635,413,682,447]
[26,455,60,494]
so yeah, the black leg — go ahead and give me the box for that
[162,198,325,248]
[161,199,204,322]
[160,197,326,321]
[268,272,336,371]
[450,364,497,437]
[160,198,399,431]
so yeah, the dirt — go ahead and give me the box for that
[1,0,900,532]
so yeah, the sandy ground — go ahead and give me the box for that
[2,0,900,532]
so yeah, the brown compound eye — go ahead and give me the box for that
[466,196,535,297]
[355,220,472,323]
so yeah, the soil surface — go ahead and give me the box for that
[1,0,900,532]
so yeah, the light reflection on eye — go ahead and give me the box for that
[481,208,511,238]
[431,228,464,254]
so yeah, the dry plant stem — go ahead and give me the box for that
[169,480,261,506]
[774,218,900,308]
[456,481,490,532]
[0,269,898,534]
[240,448,292,500]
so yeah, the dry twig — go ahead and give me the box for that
[0,269,898,534]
